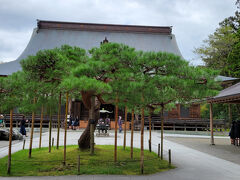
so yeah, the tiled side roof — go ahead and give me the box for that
[208,82,240,103]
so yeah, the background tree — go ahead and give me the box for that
[194,26,238,76]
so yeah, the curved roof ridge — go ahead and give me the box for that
[37,20,172,35]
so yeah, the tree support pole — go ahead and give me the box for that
[160,104,164,160]
[63,92,69,165]
[57,92,61,149]
[114,96,119,162]
[29,97,36,158]
[7,109,13,174]
[39,105,44,149]
[210,103,215,145]
[130,109,134,159]
[140,106,144,174]
[123,106,127,150]
[149,108,152,152]
[49,108,52,153]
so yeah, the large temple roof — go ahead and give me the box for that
[0,20,183,75]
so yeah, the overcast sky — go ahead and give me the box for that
[0,0,237,65]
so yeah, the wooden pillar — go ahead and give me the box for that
[210,103,215,145]
[228,104,232,126]
[63,92,69,165]
[123,106,127,150]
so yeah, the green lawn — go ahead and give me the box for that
[0,145,174,176]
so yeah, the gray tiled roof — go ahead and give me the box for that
[0,21,183,75]
[210,82,240,101]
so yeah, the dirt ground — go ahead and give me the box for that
[166,136,240,165]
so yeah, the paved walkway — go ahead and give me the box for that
[1,130,240,180]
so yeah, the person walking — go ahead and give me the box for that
[118,116,122,133]
[20,115,27,137]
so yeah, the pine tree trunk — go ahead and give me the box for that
[78,96,96,149]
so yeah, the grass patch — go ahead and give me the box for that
[0,145,174,176]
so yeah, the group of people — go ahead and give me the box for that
[97,116,123,133]
[68,115,80,130]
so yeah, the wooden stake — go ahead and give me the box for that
[158,143,160,158]
[123,106,127,150]
[39,105,44,149]
[63,92,69,165]
[140,107,144,174]
[130,109,134,159]
[29,97,36,158]
[160,105,164,160]
[168,149,171,166]
[57,92,61,149]
[210,103,215,145]
[114,96,119,162]
[23,139,26,150]
[7,109,13,174]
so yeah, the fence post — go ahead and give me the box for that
[168,149,171,166]
[158,143,160,158]
[77,155,80,174]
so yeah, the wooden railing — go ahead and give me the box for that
[3,114,65,128]
[2,113,226,131]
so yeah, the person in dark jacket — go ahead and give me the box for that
[20,115,27,136]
